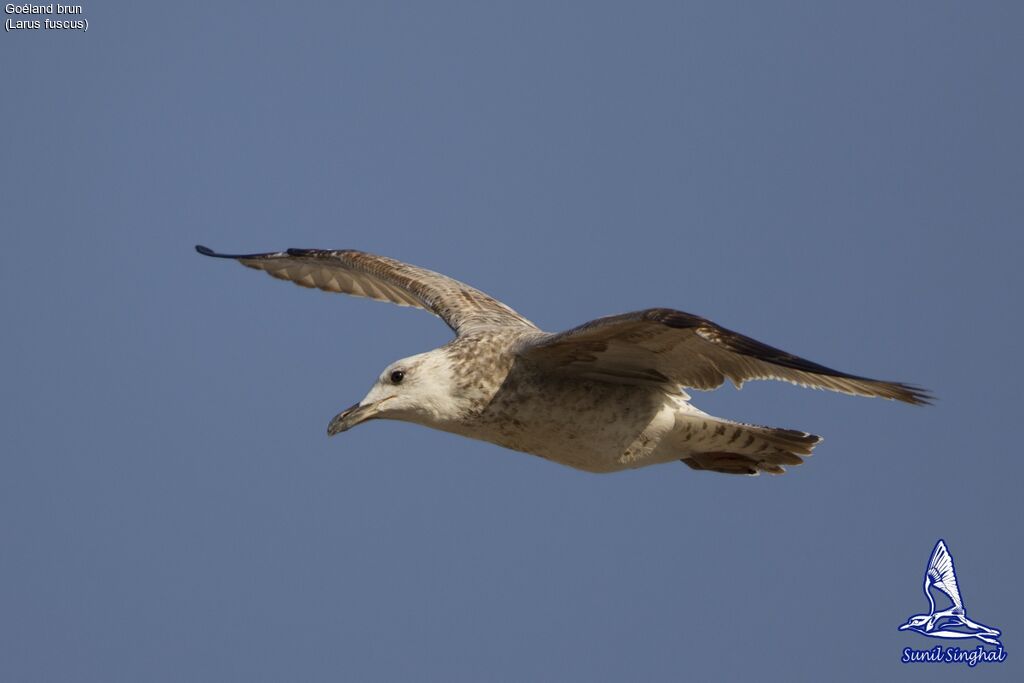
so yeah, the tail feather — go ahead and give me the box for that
[674,414,822,476]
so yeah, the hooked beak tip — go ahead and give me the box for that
[327,400,382,436]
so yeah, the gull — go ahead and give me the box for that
[899,540,1002,645]
[196,245,929,475]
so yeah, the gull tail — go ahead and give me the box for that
[674,414,821,476]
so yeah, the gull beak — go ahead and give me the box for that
[327,401,384,435]
[898,622,910,631]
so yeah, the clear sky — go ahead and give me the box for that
[2,2,1022,681]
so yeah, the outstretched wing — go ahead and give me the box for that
[518,308,930,403]
[926,540,964,611]
[196,245,536,335]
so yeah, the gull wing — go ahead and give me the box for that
[926,540,964,611]
[196,245,537,336]
[518,308,930,403]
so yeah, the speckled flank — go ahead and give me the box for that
[431,331,677,473]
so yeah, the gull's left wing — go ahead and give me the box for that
[518,308,931,404]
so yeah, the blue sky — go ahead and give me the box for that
[2,2,1022,681]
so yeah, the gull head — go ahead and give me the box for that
[327,348,462,435]
[899,614,932,632]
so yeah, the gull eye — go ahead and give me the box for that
[390,370,405,385]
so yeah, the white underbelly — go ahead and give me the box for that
[458,379,684,473]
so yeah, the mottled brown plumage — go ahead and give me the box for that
[521,308,930,404]
[197,245,930,475]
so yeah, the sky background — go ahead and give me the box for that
[2,2,1022,681]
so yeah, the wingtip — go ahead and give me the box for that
[902,384,935,406]
[195,245,246,259]
[194,245,293,260]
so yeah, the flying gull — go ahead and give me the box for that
[196,245,929,475]
[899,540,1002,645]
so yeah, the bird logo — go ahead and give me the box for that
[899,540,1002,646]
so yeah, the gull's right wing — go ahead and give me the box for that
[196,245,537,336]
[926,540,964,611]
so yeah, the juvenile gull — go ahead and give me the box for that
[196,245,930,475]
